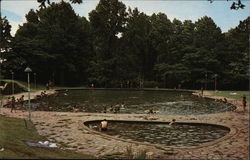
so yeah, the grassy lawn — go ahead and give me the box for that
[205,90,249,101]
[2,79,89,92]
[2,79,46,92]
[0,116,94,159]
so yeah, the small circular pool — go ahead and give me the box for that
[32,89,235,114]
[85,120,230,147]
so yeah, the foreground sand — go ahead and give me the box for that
[0,90,249,159]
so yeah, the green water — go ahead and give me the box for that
[87,121,229,147]
[32,89,235,115]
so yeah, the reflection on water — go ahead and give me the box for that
[32,90,235,114]
[87,121,229,147]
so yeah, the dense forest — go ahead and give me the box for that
[0,0,249,90]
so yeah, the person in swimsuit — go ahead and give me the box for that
[100,119,108,131]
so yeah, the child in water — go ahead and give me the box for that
[169,119,176,126]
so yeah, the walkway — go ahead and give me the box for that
[0,90,249,159]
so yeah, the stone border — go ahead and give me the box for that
[1,89,248,159]
[55,88,194,93]
[82,119,238,150]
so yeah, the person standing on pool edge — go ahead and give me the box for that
[100,119,108,131]
[242,95,247,112]
[11,96,16,113]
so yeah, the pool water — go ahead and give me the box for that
[86,121,230,147]
[32,89,235,115]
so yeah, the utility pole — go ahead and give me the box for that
[214,74,218,91]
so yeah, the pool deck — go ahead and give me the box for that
[0,90,249,159]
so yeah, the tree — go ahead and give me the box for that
[0,17,12,54]
[4,0,249,89]
[0,17,13,78]
[151,14,190,88]
[88,0,127,87]
[25,9,39,24]
[222,17,249,89]
[208,0,245,10]
[181,16,223,89]
[8,1,92,86]
[121,8,152,85]
[37,0,82,8]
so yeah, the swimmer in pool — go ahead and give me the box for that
[100,119,108,131]
[169,119,176,126]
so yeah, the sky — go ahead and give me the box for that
[1,0,250,36]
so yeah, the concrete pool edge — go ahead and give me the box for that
[82,119,238,150]
[55,88,194,93]
[1,89,247,159]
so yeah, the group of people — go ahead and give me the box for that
[199,86,248,112]
[216,96,247,112]
[103,103,125,113]
[36,91,48,99]
[4,95,25,113]
[215,98,228,103]
[99,118,177,132]
[148,109,155,114]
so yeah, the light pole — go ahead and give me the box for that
[11,71,14,95]
[34,73,36,90]
[25,67,32,121]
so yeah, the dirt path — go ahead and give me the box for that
[0,90,249,159]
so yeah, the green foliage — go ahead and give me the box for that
[0,17,12,50]
[6,1,92,86]
[0,116,93,159]
[122,8,152,82]
[88,0,127,87]
[209,0,245,10]
[0,16,12,64]
[37,0,82,8]
[3,1,249,90]
[25,9,39,24]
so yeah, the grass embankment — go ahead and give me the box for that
[0,116,94,159]
[205,90,249,101]
[2,79,88,92]
[2,79,46,92]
